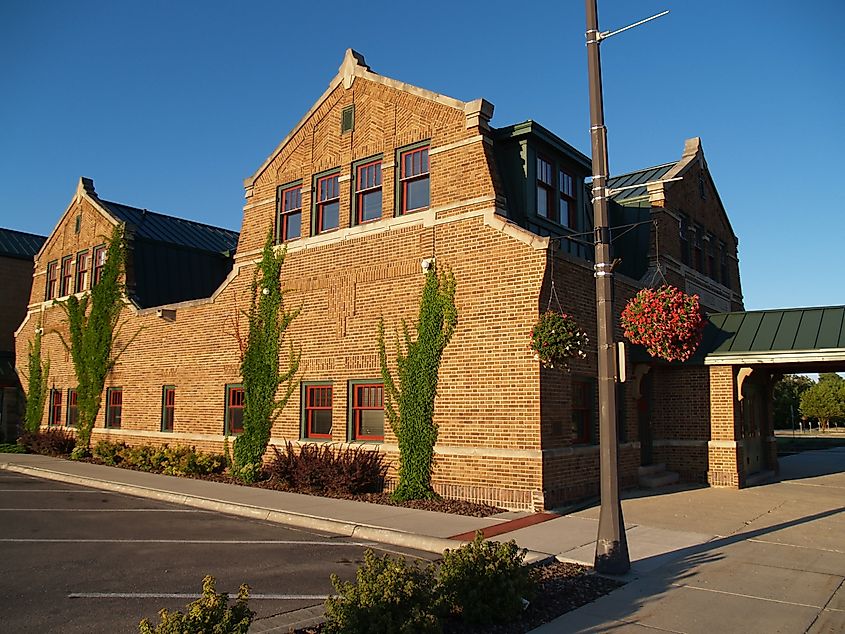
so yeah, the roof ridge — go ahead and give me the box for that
[99,199,239,235]
[0,226,48,240]
[711,305,845,317]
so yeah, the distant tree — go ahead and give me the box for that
[773,375,813,429]
[800,375,845,432]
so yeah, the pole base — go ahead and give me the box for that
[595,538,631,575]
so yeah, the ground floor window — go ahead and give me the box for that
[105,387,122,429]
[161,386,175,432]
[350,381,384,442]
[49,388,62,426]
[66,388,78,427]
[225,384,244,435]
[302,383,332,439]
[572,378,594,444]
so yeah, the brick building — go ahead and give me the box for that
[1,227,46,441]
[16,50,763,510]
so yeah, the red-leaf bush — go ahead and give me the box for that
[620,285,705,362]
[529,311,589,369]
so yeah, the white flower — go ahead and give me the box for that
[262,288,270,295]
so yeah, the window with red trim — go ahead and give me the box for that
[276,184,302,243]
[45,261,58,300]
[352,383,384,441]
[161,386,175,432]
[49,389,62,426]
[67,389,78,427]
[355,160,382,224]
[399,146,429,214]
[559,170,576,228]
[59,255,73,297]
[315,173,340,233]
[571,379,593,444]
[226,385,244,435]
[92,245,107,286]
[536,156,554,221]
[75,251,89,293]
[304,385,332,439]
[106,387,122,429]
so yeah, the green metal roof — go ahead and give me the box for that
[0,227,46,260]
[607,162,677,203]
[703,306,845,360]
[492,120,592,170]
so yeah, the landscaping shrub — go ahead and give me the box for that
[268,442,386,495]
[138,575,253,634]
[18,429,76,456]
[324,549,440,634]
[437,532,534,625]
[93,439,128,465]
[0,443,26,453]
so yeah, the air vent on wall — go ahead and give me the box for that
[341,105,355,134]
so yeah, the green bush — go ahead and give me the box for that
[93,440,128,465]
[437,532,534,625]
[324,549,440,634]
[138,575,253,634]
[18,429,76,456]
[0,443,26,453]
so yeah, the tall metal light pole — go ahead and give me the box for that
[585,0,628,575]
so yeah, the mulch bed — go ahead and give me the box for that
[294,560,623,633]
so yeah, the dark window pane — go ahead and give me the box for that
[360,190,382,221]
[311,410,332,436]
[285,211,301,240]
[359,410,384,438]
[321,201,339,230]
[537,187,549,218]
[405,178,429,212]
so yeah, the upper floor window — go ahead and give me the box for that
[67,389,78,427]
[59,255,73,297]
[105,387,122,429]
[303,384,332,439]
[693,225,705,272]
[75,250,89,293]
[559,169,576,228]
[351,382,384,442]
[679,215,690,266]
[399,145,429,214]
[355,160,382,224]
[276,184,302,243]
[707,234,718,282]
[92,245,107,286]
[720,242,730,290]
[225,384,245,435]
[45,261,58,300]
[315,173,340,234]
[49,388,62,426]
[536,156,554,221]
[161,386,175,432]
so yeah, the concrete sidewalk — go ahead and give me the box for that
[3,450,845,633]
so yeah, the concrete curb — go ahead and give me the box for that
[0,462,553,563]
[250,604,325,633]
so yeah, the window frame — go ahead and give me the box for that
[679,214,690,266]
[348,380,385,442]
[45,260,58,300]
[161,385,175,433]
[571,377,595,445]
[92,244,107,286]
[75,250,89,293]
[536,155,555,222]
[48,388,62,427]
[352,157,383,225]
[693,225,705,272]
[105,387,122,429]
[301,382,333,440]
[397,142,430,215]
[66,388,78,428]
[313,170,341,234]
[275,182,303,244]
[558,168,577,228]
[59,255,73,297]
[224,384,245,436]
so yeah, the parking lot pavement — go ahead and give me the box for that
[0,471,433,633]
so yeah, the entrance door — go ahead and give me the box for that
[638,372,653,466]
[742,384,765,474]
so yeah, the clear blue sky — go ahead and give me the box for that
[1,0,843,311]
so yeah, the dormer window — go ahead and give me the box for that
[559,169,576,228]
[536,156,554,221]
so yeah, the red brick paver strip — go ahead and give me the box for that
[449,513,560,541]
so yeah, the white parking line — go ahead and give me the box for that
[69,592,329,600]
[0,508,211,512]
[1,538,372,545]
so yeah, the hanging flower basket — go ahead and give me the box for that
[530,311,589,369]
[620,285,705,362]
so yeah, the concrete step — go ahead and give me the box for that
[637,463,667,477]
[640,470,680,489]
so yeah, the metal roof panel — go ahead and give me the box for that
[748,311,783,352]
[0,227,47,259]
[794,309,824,350]
[730,312,764,352]
[817,307,845,349]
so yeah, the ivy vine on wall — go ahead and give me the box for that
[378,265,457,501]
[23,322,50,433]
